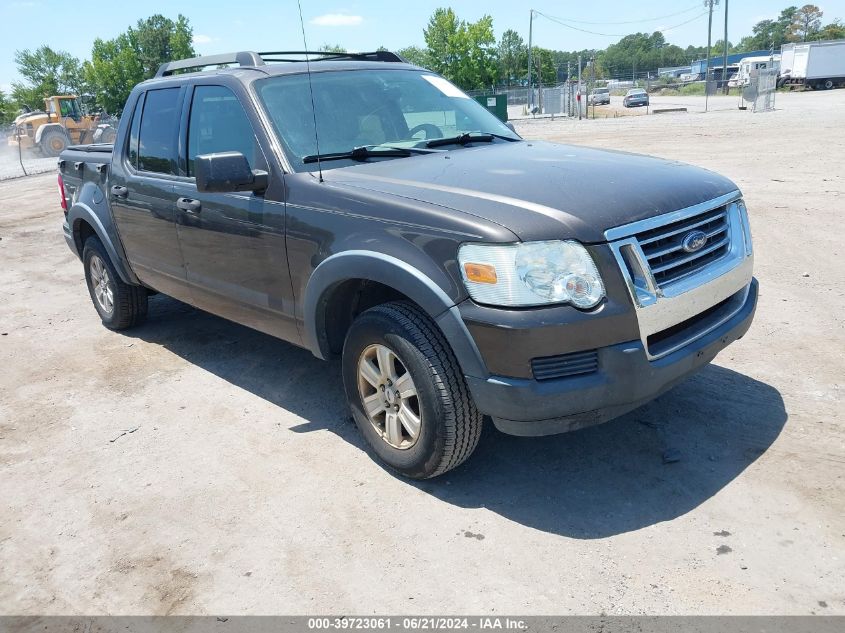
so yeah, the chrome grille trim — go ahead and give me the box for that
[638,211,726,245]
[604,191,741,241]
[649,234,729,275]
[645,223,727,259]
[604,191,754,361]
[639,208,730,286]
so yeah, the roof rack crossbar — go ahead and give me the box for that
[154,49,407,78]
[258,50,406,63]
[155,52,265,77]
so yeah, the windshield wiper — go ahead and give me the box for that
[303,146,415,164]
[425,132,519,148]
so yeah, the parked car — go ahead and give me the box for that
[589,87,610,105]
[58,50,757,479]
[623,88,650,107]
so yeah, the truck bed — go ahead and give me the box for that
[61,144,113,167]
[66,143,113,152]
[59,144,114,191]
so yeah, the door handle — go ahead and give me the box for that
[110,185,128,198]
[176,197,202,213]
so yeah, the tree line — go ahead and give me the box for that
[1,14,193,125]
[402,4,844,90]
[3,5,844,126]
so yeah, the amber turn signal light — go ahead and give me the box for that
[463,262,498,284]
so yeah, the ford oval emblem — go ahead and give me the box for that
[682,230,708,253]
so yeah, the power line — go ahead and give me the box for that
[534,10,710,38]
[661,10,714,33]
[537,5,701,26]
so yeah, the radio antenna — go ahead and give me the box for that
[297,0,323,182]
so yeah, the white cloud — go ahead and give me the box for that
[192,34,213,45]
[310,13,363,27]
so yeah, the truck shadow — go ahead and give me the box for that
[417,366,787,538]
[129,295,787,539]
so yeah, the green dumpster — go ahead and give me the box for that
[473,93,508,122]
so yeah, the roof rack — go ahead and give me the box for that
[155,50,405,77]
[259,50,405,63]
[155,52,264,77]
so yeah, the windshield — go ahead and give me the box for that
[255,69,519,171]
[58,98,81,118]
[628,90,646,96]
[595,88,609,94]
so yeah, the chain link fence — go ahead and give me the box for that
[743,68,778,112]
[467,84,586,119]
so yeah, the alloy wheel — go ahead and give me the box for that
[89,255,114,315]
[357,344,422,450]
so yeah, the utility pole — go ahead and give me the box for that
[704,0,719,112]
[577,54,582,120]
[527,9,534,111]
[722,0,730,95]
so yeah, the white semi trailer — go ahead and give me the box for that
[728,55,780,87]
[779,40,845,89]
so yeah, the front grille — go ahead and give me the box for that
[635,205,730,287]
[531,349,599,381]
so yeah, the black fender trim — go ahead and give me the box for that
[34,122,66,145]
[66,202,139,285]
[303,250,488,379]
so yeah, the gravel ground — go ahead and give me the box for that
[0,91,843,616]
[0,144,58,181]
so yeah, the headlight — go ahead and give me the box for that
[458,240,606,308]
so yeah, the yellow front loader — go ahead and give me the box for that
[8,95,117,157]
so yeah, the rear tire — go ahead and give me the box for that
[93,126,117,144]
[823,79,834,90]
[342,301,482,479]
[39,128,68,157]
[82,236,147,330]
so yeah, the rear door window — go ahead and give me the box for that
[126,94,144,168]
[137,87,180,175]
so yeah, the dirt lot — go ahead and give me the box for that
[0,144,56,182]
[1,91,843,616]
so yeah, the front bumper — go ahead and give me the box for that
[465,278,757,436]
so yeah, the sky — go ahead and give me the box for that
[2,0,845,92]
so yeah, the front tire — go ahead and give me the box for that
[82,236,147,330]
[39,128,68,157]
[342,301,482,479]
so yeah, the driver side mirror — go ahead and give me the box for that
[194,151,268,194]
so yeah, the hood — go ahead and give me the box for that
[13,111,45,125]
[327,140,739,243]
